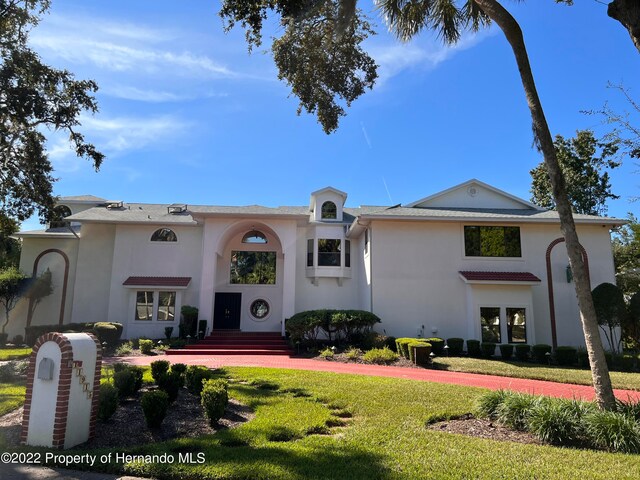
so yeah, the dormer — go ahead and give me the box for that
[309,187,348,222]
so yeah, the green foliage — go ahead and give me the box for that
[24,322,117,346]
[530,130,620,216]
[97,383,118,422]
[180,305,199,337]
[344,347,361,360]
[92,322,123,346]
[164,327,174,340]
[11,334,23,345]
[185,365,215,396]
[384,336,397,352]
[424,337,444,355]
[0,0,104,222]
[362,347,399,365]
[171,363,187,375]
[446,338,464,356]
[515,344,531,361]
[613,213,640,297]
[499,344,514,360]
[526,398,593,445]
[532,344,553,363]
[286,309,381,344]
[230,251,276,284]
[626,291,640,351]
[555,346,578,366]
[319,347,334,359]
[395,338,413,359]
[495,392,541,431]
[0,267,28,334]
[476,389,509,419]
[139,339,154,355]
[0,215,21,269]
[584,410,640,453]
[113,367,142,400]
[140,390,169,428]
[0,360,27,382]
[114,341,133,356]
[480,342,496,358]
[156,371,184,403]
[592,282,627,354]
[412,343,432,365]
[150,360,171,383]
[466,339,481,358]
[201,378,229,426]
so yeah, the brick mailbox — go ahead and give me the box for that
[21,332,102,449]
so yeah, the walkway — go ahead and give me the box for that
[117,354,640,402]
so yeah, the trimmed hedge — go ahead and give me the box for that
[555,346,577,366]
[25,322,123,346]
[424,337,444,355]
[201,379,229,426]
[411,343,432,365]
[150,360,171,383]
[499,344,514,360]
[532,344,553,363]
[407,340,431,363]
[395,338,414,359]
[185,365,215,396]
[157,371,184,403]
[113,366,143,400]
[515,344,531,362]
[466,340,481,358]
[97,383,118,421]
[141,390,169,428]
[139,339,154,355]
[285,309,381,344]
[93,322,123,346]
[481,343,497,358]
[446,338,464,356]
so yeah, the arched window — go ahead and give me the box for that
[321,201,337,220]
[50,205,72,228]
[151,228,177,242]
[242,230,267,244]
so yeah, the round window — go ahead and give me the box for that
[250,299,270,320]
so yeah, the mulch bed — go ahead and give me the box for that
[304,352,419,368]
[428,414,543,445]
[0,387,253,449]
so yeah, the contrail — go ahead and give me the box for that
[382,176,393,203]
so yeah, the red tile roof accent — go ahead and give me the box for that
[459,271,541,282]
[123,276,191,287]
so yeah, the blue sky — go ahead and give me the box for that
[22,0,640,230]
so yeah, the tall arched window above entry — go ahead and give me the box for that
[151,228,177,242]
[321,201,337,220]
[242,230,267,244]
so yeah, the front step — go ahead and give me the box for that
[166,331,293,356]
[166,348,292,356]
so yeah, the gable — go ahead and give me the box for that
[406,179,542,211]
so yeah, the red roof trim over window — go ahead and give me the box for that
[123,276,191,287]
[459,271,541,282]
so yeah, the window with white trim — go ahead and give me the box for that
[134,290,177,321]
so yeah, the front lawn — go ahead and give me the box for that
[0,348,31,361]
[432,357,640,391]
[30,367,640,479]
[0,382,26,416]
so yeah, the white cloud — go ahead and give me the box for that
[369,29,496,84]
[102,85,229,103]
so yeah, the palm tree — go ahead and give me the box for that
[375,0,615,409]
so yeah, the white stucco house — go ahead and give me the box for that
[6,179,625,348]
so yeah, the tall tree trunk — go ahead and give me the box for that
[608,0,640,54]
[474,0,617,410]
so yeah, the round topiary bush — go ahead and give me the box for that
[157,371,184,403]
[139,339,154,355]
[141,390,169,428]
[555,346,578,366]
[93,322,123,346]
[97,383,119,421]
[150,360,171,383]
[201,379,229,426]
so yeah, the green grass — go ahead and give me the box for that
[0,382,26,416]
[0,347,31,361]
[21,367,640,479]
[433,357,640,391]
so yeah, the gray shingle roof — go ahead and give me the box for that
[58,195,106,202]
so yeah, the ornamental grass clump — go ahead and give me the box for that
[362,347,398,365]
[201,378,229,426]
[584,410,640,453]
[476,389,510,419]
[527,398,593,445]
[344,347,362,361]
[495,391,540,430]
[319,347,335,359]
[141,390,169,428]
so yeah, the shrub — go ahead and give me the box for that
[499,344,514,360]
[532,344,552,363]
[180,305,199,338]
[25,322,103,346]
[496,392,540,430]
[344,347,362,361]
[527,398,594,445]
[362,347,399,365]
[285,309,381,344]
[319,347,335,359]
[384,336,397,352]
[480,342,496,358]
[476,390,509,419]
[466,340,481,357]
[97,383,119,421]
[616,398,640,422]
[576,348,589,368]
[555,346,578,366]
[157,371,184,403]
[584,410,640,453]
[201,379,229,426]
[0,360,28,382]
[446,338,464,356]
[515,344,531,362]
[113,367,143,400]
[12,334,23,345]
[411,343,432,365]
[93,322,123,346]
[185,366,215,396]
[150,360,171,383]
[168,338,187,349]
[395,338,414,359]
[171,363,188,375]
[164,327,174,340]
[139,339,154,355]
[619,354,636,372]
[140,390,169,428]
[424,337,444,355]
[0,333,7,346]
[114,341,133,356]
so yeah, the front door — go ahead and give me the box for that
[213,293,242,329]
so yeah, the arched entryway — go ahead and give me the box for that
[28,249,70,327]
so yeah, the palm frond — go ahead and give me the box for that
[462,0,490,33]
[375,0,434,42]
[428,0,463,44]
